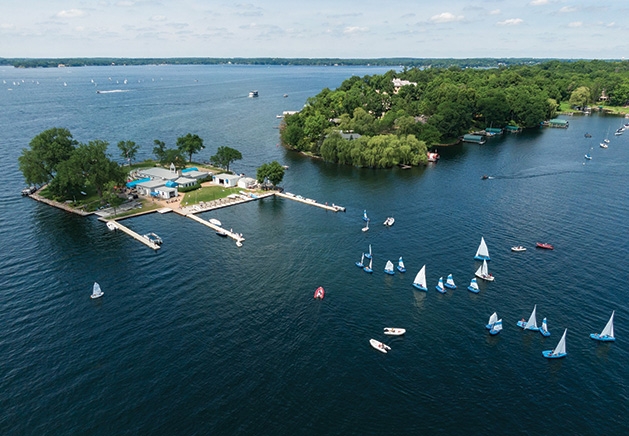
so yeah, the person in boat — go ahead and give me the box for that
[481,175,489,180]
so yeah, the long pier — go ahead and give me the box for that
[104,219,161,250]
[275,192,345,212]
[186,214,245,244]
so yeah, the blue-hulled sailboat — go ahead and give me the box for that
[355,253,364,268]
[486,312,498,330]
[489,319,503,335]
[517,305,539,331]
[467,277,479,293]
[445,274,456,289]
[435,276,446,293]
[540,317,551,337]
[384,260,395,275]
[363,258,373,274]
[397,257,406,273]
[542,329,567,359]
[362,210,369,222]
[474,236,491,261]
[364,244,372,259]
[590,311,615,342]
[412,265,427,291]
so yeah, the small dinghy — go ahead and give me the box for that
[313,286,325,299]
[209,218,222,226]
[486,312,498,330]
[590,311,615,342]
[412,265,428,291]
[542,329,567,359]
[363,258,373,274]
[383,217,395,226]
[355,253,365,268]
[90,282,104,299]
[435,276,446,293]
[517,305,539,331]
[540,317,551,337]
[467,277,479,293]
[384,260,395,275]
[489,319,503,335]
[444,274,456,289]
[511,245,526,252]
[396,257,406,273]
[370,339,391,354]
[536,242,554,250]
[362,219,370,232]
[383,327,406,336]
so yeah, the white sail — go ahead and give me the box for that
[446,274,455,287]
[91,282,103,299]
[488,312,498,326]
[437,277,444,288]
[385,260,394,272]
[413,265,426,286]
[553,329,567,355]
[492,319,503,332]
[481,259,489,276]
[475,237,490,259]
[525,305,538,330]
[600,311,615,338]
[398,257,405,269]
[368,259,373,269]
[475,264,483,277]
[469,278,479,290]
[360,253,364,263]
[541,318,549,333]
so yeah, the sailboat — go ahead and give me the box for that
[355,253,365,268]
[397,257,406,273]
[362,210,369,222]
[467,278,479,293]
[517,305,539,331]
[475,259,494,281]
[542,329,567,359]
[362,219,370,232]
[540,317,551,337]
[486,312,498,330]
[590,311,615,342]
[384,260,395,275]
[90,282,104,299]
[435,276,446,293]
[364,258,373,274]
[474,236,491,261]
[412,265,428,291]
[364,244,372,259]
[489,319,503,335]
[445,274,456,289]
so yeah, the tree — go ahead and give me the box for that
[18,127,77,185]
[256,161,285,187]
[176,133,204,162]
[569,86,591,109]
[153,139,167,162]
[162,148,187,169]
[211,146,242,172]
[117,140,139,165]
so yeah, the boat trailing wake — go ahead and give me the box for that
[485,169,581,180]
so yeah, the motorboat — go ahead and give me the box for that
[511,245,526,252]
[248,90,258,97]
[369,339,391,354]
[383,328,406,336]
[536,242,554,250]
[143,232,163,244]
[383,217,395,226]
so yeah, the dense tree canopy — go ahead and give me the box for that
[211,146,242,172]
[256,161,285,187]
[18,127,77,185]
[280,60,629,168]
[176,133,204,162]
[117,140,139,164]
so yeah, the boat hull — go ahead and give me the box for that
[444,283,456,289]
[540,330,551,337]
[517,321,539,331]
[489,328,501,335]
[436,286,446,294]
[474,255,490,261]
[397,266,406,273]
[370,339,390,353]
[467,286,479,293]
[364,267,373,274]
[384,270,395,275]
[475,272,494,282]
[314,287,325,299]
[536,242,554,250]
[412,283,427,291]
[511,246,526,252]
[90,293,103,299]
[355,262,364,268]
[542,350,566,359]
[589,333,615,342]
[383,328,406,336]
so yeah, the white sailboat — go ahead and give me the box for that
[542,328,567,359]
[364,244,372,259]
[435,276,446,293]
[540,317,551,337]
[397,257,406,273]
[489,319,503,335]
[467,277,479,293]
[445,274,456,289]
[384,260,395,275]
[364,258,373,274]
[474,259,494,281]
[362,210,369,222]
[590,311,615,342]
[474,236,491,261]
[517,305,539,331]
[90,282,104,299]
[486,312,498,329]
[356,253,365,268]
[362,219,370,232]
[412,265,427,291]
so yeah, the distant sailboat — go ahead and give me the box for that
[90,282,104,299]
[486,312,498,330]
[467,277,479,293]
[364,258,373,274]
[397,257,406,273]
[540,317,551,337]
[489,319,503,335]
[517,305,539,331]
[362,219,370,232]
[364,244,372,259]
[362,210,369,222]
[590,311,615,342]
[445,274,456,289]
[384,260,395,275]
[356,253,365,268]
[474,237,491,261]
[412,265,427,291]
[435,276,446,293]
[542,329,567,359]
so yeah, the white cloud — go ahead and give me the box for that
[430,12,464,24]
[150,15,167,22]
[529,0,549,5]
[0,23,15,30]
[116,1,135,6]
[606,22,615,28]
[568,21,582,28]
[559,6,577,13]
[489,9,501,15]
[344,26,368,34]
[57,9,86,18]
[497,18,523,26]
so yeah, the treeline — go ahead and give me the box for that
[280,60,629,168]
[3,57,565,69]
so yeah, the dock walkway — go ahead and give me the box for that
[186,214,245,244]
[102,219,161,250]
[275,192,345,212]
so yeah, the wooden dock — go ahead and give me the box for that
[103,219,161,250]
[186,214,245,244]
[275,192,345,212]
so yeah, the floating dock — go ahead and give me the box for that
[185,214,245,244]
[103,219,161,250]
[275,192,345,212]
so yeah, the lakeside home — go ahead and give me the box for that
[129,165,211,199]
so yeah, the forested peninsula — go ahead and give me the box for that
[279,60,629,168]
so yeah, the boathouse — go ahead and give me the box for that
[212,173,241,187]
[547,119,569,128]
[485,127,503,136]
[462,134,487,144]
[237,177,257,189]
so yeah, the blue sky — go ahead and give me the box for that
[1,1,627,59]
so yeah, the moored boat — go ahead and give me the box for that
[511,245,526,252]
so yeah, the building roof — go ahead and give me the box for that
[137,179,167,189]
[180,170,208,179]
[213,173,241,181]
[138,167,178,180]
[175,177,197,185]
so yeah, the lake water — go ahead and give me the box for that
[1,65,628,435]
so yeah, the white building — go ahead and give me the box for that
[212,173,241,187]
[237,177,257,189]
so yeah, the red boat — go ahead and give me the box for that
[314,286,325,299]
[536,242,554,250]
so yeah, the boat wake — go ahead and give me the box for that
[487,169,580,180]
[96,89,129,94]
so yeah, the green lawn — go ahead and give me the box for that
[182,186,242,205]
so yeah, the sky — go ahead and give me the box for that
[1,0,627,59]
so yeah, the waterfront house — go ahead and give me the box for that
[136,179,178,199]
[212,173,241,187]
[462,134,487,144]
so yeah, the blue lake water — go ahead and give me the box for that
[1,65,628,435]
